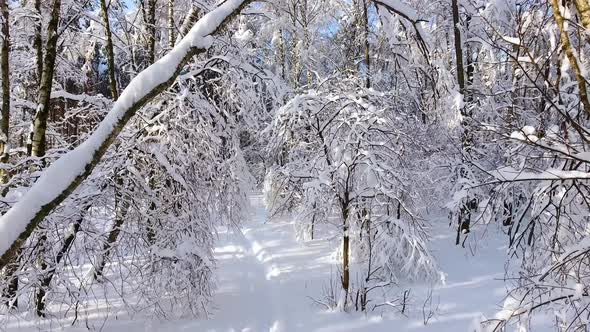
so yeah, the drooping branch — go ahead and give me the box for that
[371,0,430,61]
[0,0,254,271]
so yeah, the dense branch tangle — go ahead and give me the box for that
[0,0,254,272]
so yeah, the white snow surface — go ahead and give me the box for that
[0,0,249,259]
[5,194,550,332]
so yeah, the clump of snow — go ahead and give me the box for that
[503,36,521,45]
[521,125,535,136]
[574,283,585,300]
[495,295,522,321]
[234,27,254,43]
[510,131,526,141]
[510,126,538,143]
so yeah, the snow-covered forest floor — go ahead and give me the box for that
[3,0,590,329]
[4,194,527,331]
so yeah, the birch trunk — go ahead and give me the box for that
[27,0,43,155]
[29,1,62,306]
[574,0,590,33]
[177,5,200,42]
[277,29,286,80]
[551,0,590,117]
[30,0,61,158]
[168,0,175,49]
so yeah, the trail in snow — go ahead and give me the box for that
[154,194,511,332]
[5,194,515,331]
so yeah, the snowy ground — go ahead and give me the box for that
[5,194,515,331]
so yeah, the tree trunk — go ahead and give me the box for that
[35,205,91,316]
[574,0,590,33]
[30,0,61,158]
[142,0,157,65]
[36,196,101,315]
[100,0,119,100]
[35,212,84,316]
[551,0,590,117]
[28,1,62,312]
[177,5,200,42]
[168,0,175,49]
[277,29,286,80]
[451,0,474,240]
[33,0,43,86]
[92,200,128,280]
[362,0,370,89]
[340,198,350,309]
[2,258,18,309]
[0,0,9,171]
[451,0,465,94]
[0,0,16,309]
[310,203,316,240]
[302,0,312,86]
[291,2,301,88]
[26,0,43,156]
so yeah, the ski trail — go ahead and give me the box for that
[180,193,344,332]
[175,193,299,332]
[178,216,280,331]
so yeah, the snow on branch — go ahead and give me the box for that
[371,0,431,58]
[51,90,111,108]
[489,167,590,182]
[0,0,253,269]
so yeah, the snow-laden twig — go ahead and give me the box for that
[0,0,253,269]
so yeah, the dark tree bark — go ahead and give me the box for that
[92,198,128,281]
[33,0,43,86]
[341,196,350,308]
[451,0,465,95]
[141,0,157,65]
[362,0,370,89]
[35,210,86,316]
[0,0,9,166]
[100,0,119,100]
